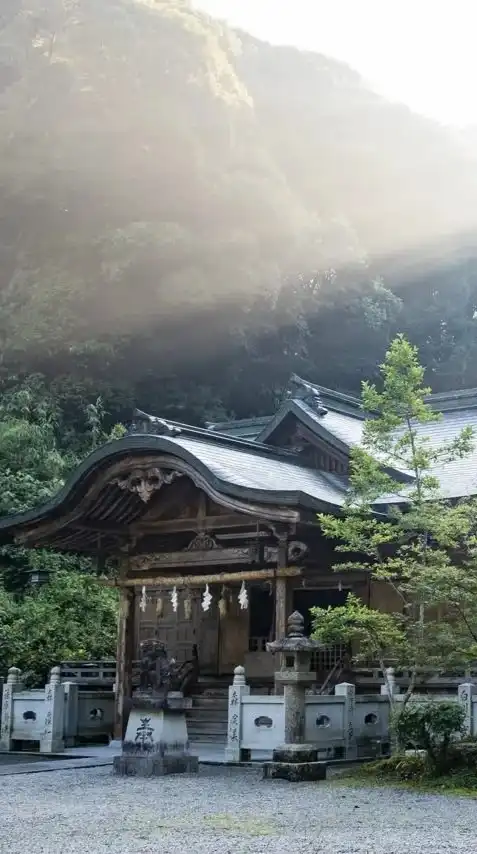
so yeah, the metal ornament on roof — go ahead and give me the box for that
[238,581,248,611]
[139,585,147,613]
[287,373,328,415]
[202,584,212,612]
[171,586,178,613]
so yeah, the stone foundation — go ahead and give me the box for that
[263,743,327,782]
[113,752,199,777]
[263,760,326,782]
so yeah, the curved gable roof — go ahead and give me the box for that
[0,426,349,552]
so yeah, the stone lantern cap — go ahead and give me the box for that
[266,611,322,654]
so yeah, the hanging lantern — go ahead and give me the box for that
[202,584,212,612]
[171,586,178,613]
[218,586,228,619]
[139,585,147,613]
[184,591,192,621]
[155,596,164,618]
[238,581,248,611]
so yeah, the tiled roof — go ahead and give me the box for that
[206,415,271,439]
[377,408,477,502]
[294,399,364,448]
[252,376,477,501]
[165,433,347,508]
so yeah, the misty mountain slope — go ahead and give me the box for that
[236,33,477,259]
[0,0,476,390]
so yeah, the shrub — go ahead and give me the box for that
[448,741,477,772]
[360,754,428,782]
[356,751,477,791]
[394,701,466,775]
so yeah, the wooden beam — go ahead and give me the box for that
[140,514,256,534]
[73,514,264,536]
[105,566,302,589]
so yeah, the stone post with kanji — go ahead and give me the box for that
[0,667,23,751]
[458,682,476,738]
[40,666,65,753]
[335,682,357,759]
[225,665,250,762]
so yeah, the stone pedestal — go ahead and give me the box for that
[263,744,326,781]
[263,611,325,782]
[113,691,198,777]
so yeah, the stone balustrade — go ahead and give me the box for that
[225,665,477,763]
[0,667,115,752]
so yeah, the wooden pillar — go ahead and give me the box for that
[275,533,289,640]
[113,577,135,742]
[275,578,287,640]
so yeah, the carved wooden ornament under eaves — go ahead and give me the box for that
[111,467,182,503]
[186,532,219,551]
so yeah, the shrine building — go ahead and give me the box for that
[1,374,477,741]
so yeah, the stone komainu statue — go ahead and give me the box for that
[138,639,200,697]
[138,639,170,694]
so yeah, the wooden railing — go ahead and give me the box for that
[59,659,477,692]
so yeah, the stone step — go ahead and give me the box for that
[189,733,227,745]
[186,686,229,747]
[187,709,228,722]
[191,698,228,710]
[187,720,227,732]
[188,734,227,745]
[196,691,229,700]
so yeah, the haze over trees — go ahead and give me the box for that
[0,0,477,429]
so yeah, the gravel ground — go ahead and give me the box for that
[1,765,476,854]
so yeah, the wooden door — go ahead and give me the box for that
[136,589,220,673]
[137,590,199,665]
[218,596,249,674]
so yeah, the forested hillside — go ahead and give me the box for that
[1,0,477,431]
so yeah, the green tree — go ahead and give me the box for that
[312,335,477,708]
[0,380,123,592]
[0,569,118,685]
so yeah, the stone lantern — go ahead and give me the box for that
[263,610,326,781]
